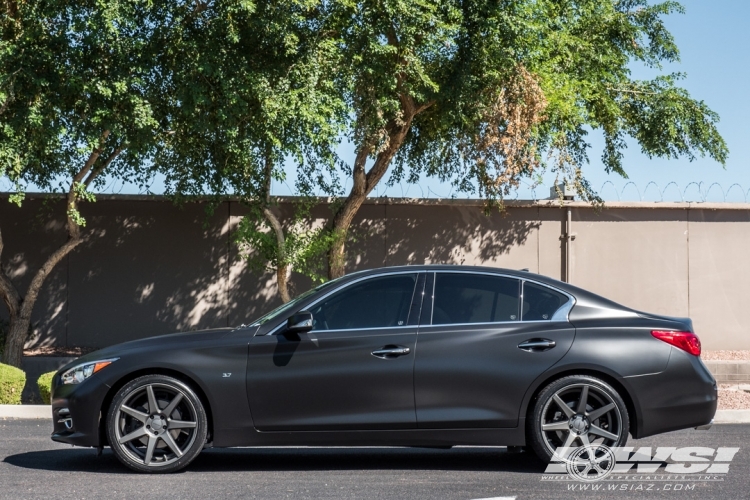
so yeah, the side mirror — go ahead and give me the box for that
[286,310,314,334]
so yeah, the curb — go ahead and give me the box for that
[0,405,51,419]
[704,360,750,383]
[713,409,750,424]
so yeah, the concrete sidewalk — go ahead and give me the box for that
[0,405,50,419]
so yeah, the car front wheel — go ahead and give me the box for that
[528,375,629,463]
[106,374,208,473]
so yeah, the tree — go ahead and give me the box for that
[321,0,727,278]
[152,0,346,303]
[0,0,162,366]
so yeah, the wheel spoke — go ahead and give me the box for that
[161,431,183,457]
[552,394,575,418]
[168,419,196,429]
[579,432,592,450]
[120,405,149,423]
[587,403,615,421]
[162,393,184,417]
[561,430,577,450]
[118,426,146,444]
[589,424,619,441]
[576,385,589,414]
[542,421,570,432]
[144,435,157,465]
[146,385,159,414]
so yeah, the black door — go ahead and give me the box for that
[247,272,424,431]
[414,272,575,428]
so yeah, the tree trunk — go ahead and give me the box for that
[327,110,418,279]
[1,237,82,367]
[2,317,29,368]
[276,265,292,304]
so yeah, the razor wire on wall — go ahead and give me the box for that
[3,175,750,203]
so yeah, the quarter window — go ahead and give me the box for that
[432,273,520,325]
[309,274,418,331]
[522,282,569,321]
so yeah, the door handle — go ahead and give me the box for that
[371,345,411,359]
[518,338,556,352]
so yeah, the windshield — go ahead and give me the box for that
[249,278,343,327]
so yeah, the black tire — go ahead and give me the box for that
[106,374,208,473]
[527,375,629,463]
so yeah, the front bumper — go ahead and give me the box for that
[627,349,717,439]
[50,372,111,448]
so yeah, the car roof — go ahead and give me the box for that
[341,264,631,313]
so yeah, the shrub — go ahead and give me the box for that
[38,371,56,405]
[0,363,26,405]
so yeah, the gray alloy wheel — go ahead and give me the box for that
[106,375,208,473]
[528,375,629,463]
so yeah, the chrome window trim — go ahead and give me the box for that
[429,270,576,326]
[418,319,570,329]
[264,270,422,336]
[263,268,576,335]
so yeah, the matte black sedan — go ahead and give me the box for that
[50,265,717,473]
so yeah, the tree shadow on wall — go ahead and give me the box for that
[349,203,542,270]
[0,198,256,353]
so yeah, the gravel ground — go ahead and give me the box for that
[718,383,750,410]
[702,350,750,360]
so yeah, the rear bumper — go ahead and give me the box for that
[627,349,717,439]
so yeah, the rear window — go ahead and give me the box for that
[522,282,569,321]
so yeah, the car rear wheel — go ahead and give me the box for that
[528,375,629,463]
[106,374,207,473]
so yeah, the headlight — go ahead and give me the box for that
[61,358,119,385]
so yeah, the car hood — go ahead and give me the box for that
[61,327,238,370]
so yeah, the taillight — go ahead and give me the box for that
[651,330,701,356]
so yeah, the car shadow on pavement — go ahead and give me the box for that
[4,446,546,474]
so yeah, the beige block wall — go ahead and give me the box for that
[569,207,690,318]
[1,196,748,350]
[688,209,750,350]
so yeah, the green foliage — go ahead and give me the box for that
[151,0,346,202]
[0,0,163,217]
[0,362,25,405]
[37,371,55,405]
[149,0,348,294]
[254,0,723,209]
[235,199,342,285]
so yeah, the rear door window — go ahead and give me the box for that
[432,273,520,325]
[521,282,569,321]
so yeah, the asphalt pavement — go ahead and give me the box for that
[1,420,748,500]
